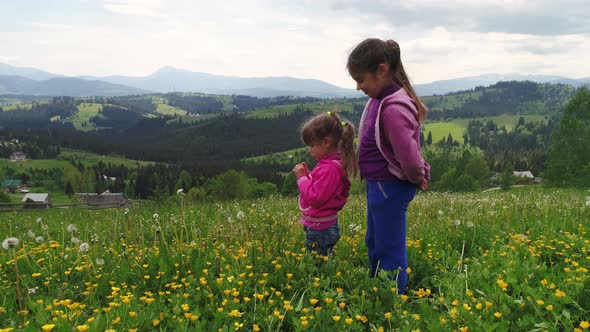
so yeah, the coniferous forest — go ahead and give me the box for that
[1,81,589,201]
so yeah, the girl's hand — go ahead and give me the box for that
[418,178,428,190]
[293,162,310,178]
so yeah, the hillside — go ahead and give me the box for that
[0,81,577,163]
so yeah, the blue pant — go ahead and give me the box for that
[304,223,340,256]
[365,180,416,293]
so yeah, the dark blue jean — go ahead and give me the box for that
[365,179,416,294]
[303,223,340,256]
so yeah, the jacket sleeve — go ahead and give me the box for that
[297,164,340,208]
[381,99,427,185]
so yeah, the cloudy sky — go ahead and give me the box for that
[1,0,589,88]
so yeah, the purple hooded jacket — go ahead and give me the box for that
[358,88,430,185]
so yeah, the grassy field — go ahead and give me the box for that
[424,114,548,143]
[152,97,188,116]
[0,148,152,172]
[67,103,104,131]
[0,187,587,330]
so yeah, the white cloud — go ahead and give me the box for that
[0,1,589,86]
[103,0,163,17]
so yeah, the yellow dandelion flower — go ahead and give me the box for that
[152,319,160,326]
[475,303,483,310]
[345,318,353,325]
[129,311,136,317]
[494,312,502,318]
[75,325,89,332]
[41,325,55,332]
[253,325,260,332]
[536,300,544,305]
[555,289,566,298]
[309,298,318,305]
[580,321,590,329]
[384,312,392,319]
[333,316,341,321]
[546,305,553,311]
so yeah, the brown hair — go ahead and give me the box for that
[301,112,358,180]
[347,38,428,123]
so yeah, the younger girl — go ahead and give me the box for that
[293,112,358,256]
[347,38,430,293]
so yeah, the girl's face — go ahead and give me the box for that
[308,137,336,161]
[350,64,393,99]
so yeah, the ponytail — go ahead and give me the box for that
[329,112,359,180]
[383,40,428,123]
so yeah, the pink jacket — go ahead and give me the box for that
[297,152,350,230]
[358,88,430,184]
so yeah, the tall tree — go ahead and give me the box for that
[545,88,590,187]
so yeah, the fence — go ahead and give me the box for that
[0,200,132,212]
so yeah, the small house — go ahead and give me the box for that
[1,179,25,193]
[75,191,130,209]
[9,151,26,161]
[513,171,534,179]
[22,193,52,208]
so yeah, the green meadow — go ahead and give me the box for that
[0,187,588,331]
[0,148,151,172]
[424,114,548,143]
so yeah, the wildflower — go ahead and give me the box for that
[79,242,89,252]
[96,258,105,265]
[494,312,502,318]
[41,325,55,332]
[2,237,20,250]
[452,220,461,226]
[580,321,590,329]
[67,224,77,233]
[28,287,37,294]
[384,312,392,319]
[75,325,89,332]
[35,236,45,243]
[555,289,566,298]
[153,213,159,219]
[236,210,245,220]
[496,279,508,290]
[546,305,553,311]
[177,188,184,195]
[332,316,341,321]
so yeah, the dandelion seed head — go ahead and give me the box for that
[36,217,43,223]
[466,221,474,228]
[27,230,35,238]
[453,220,461,226]
[96,258,105,265]
[67,224,77,233]
[71,237,80,244]
[177,188,184,195]
[2,237,20,250]
[79,242,89,252]
[236,211,245,220]
[153,213,159,219]
[35,236,45,243]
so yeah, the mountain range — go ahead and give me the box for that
[0,63,588,98]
